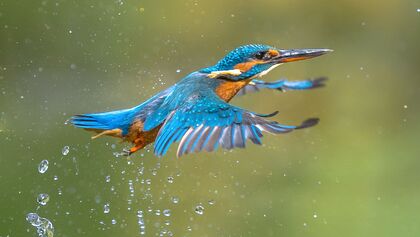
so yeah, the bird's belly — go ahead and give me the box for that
[126,120,162,148]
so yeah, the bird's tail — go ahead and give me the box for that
[69,108,138,136]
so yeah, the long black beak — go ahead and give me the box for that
[274,48,333,63]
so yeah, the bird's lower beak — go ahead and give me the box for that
[274,48,333,63]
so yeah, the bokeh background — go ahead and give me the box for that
[1,0,420,236]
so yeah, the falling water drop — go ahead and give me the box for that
[163,209,171,217]
[38,160,49,174]
[104,203,110,214]
[62,146,70,156]
[194,204,204,215]
[26,213,41,226]
[37,193,50,206]
[171,196,179,204]
[151,168,158,176]
[155,209,161,216]
[137,210,146,235]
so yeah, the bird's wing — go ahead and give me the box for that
[236,77,327,96]
[153,92,318,157]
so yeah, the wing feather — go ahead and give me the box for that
[154,92,318,157]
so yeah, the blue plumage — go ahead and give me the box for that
[237,77,328,96]
[70,86,174,135]
[69,44,331,157]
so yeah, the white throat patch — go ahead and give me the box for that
[254,64,282,78]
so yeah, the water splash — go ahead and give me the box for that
[137,210,146,235]
[38,160,49,174]
[26,213,54,237]
[37,193,50,206]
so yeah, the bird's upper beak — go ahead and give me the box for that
[272,48,333,63]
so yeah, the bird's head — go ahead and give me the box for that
[200,44,332,81]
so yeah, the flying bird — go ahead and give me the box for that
[70,44,332,157]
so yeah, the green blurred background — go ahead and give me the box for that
[1,0,420,236]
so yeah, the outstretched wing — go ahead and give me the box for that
[237,77,327,96]
[154,92,318,157]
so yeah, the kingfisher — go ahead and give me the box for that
[70,44,332,157]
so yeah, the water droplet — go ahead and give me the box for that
[151,168,158,176]
[403,105,408,109]
[313,213,318,218]
[155,209,161,216]
[111,219,117,225]
[194,204,204,215]
[26,213,54,237]
[53,175,58,181]
[163,209,171,217]
[186,226,192,231]
[417,8,420,13]
[62,146,70,155]
[38,160,49,174]
[128,179,134,195]
[137,210,146,235]
[208,199,215,205]
[167,176,174,183]
[176,69,181,73]
[26,213,41,226]
[171,196,179,204]
[104,203,110,214]
[105,175,111,183]
[37,193,50,206]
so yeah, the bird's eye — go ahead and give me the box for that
[255,51,270,60]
